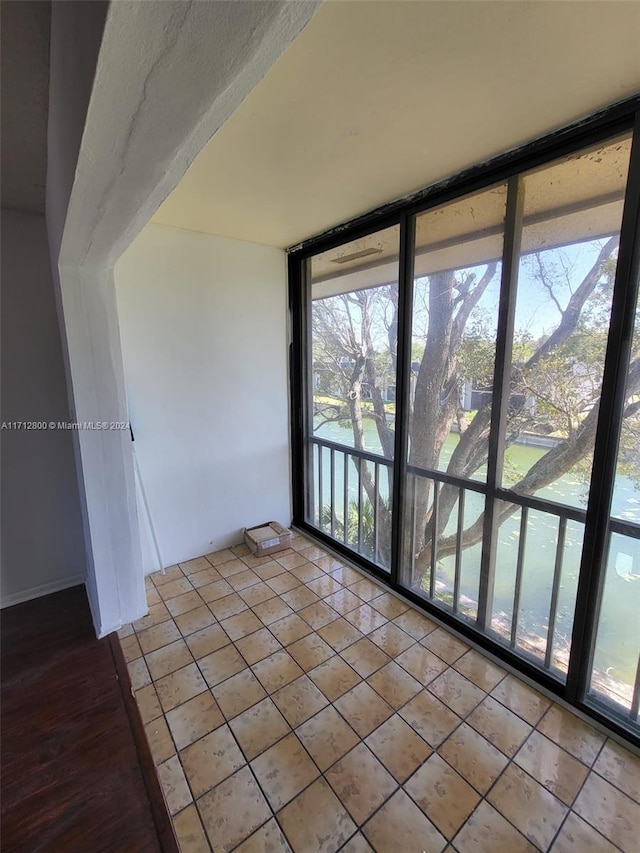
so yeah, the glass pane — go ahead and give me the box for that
[308,224,400,569]
[401,185,507,598]
[590,532,640,722]
[504,135,632,510]
[310,225,400,455]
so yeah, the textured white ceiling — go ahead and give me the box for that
[151,0,640,249]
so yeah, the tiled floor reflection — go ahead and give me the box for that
[120,533,640,852]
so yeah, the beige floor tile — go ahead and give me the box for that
[198,766,271,853]
[487,763,567,850]
[437,722,508,794]
[119,634,142,663]
[405,753,480,840]
[253,596,295,625]
[219,610,263,641]
[127,657,151,690]
[267,573,302,595]
[204,548,236,567]
[172,803,210,853]
[180,724,245,797]
[135,684,163,725]
[452,800,536,853]
[537,704,605,766]
[306,573,345,599]
[187,567,222,589]
[322,589,362,615]
[145,638,193,681]
[198,644,246,688]
[296,705,360,772]
[234,818,292,853]
[291,561,326,583]
[276,552,309,571]
[392,609,437,640]
[238,582,278,608]
[317,618,364,652]
[253,560,287,581]
[573,771,640,853]
[368,623,415,658]
[339,832,374,853]
[229,697,291,761]
[277,777,357,853]
[328,566,363,586]
[151,565,185,586]
[399,690,461,748]
[269,613,313,646]
[307,655,362,701]
[427,667,486,717]
[313,555,345,574]
[166,591,205,618]
[348,578,384,602]
[174,606,217,637]
[287,632,334,670]
[326,742,397,825]
[549,812,619,853]
[491,674,552,726]
[251,732,319,810]
[420,627,469,664]
[227,569,261,591]
[344,604,388,635]
[593,737,640,802]
[217,558,251,578]
[370,592,409,620]
[185,623,230,660]
[212,668,267,719]
[157,576,193,601]
[145,587,162,606]
[243,550,286,568]
[281,585,321,612]
[396,643,448,685]
[365,714,432,783]
[157,755,192,815]
[296,544,327,562]
[118,623,135,639]
[207,593,248,621]
[453,648,506,692]
[179,557,211,574]
[144,715,176,765]
[198,579,234,603]
[341,637,391,678]
[467,695,532,757]
[155,662,208,712]
[362,789,446,853]
[252,649,304,693]
[272,674,329,728]
[236,627,282,665]
[334,682,393,737]
[367,660,423,710]
[166,691,224,750]
[298,601,340,630]
[133,602,171,632]
[514,730,588,805]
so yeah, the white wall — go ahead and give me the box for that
[114,224,291,567]
[1,209,86,606]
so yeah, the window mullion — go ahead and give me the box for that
[477,175,525,631]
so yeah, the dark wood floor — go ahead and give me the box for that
[1,585,177,853]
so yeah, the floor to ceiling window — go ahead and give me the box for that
[290,100,640,743]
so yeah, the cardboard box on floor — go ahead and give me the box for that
[244,521,292,557]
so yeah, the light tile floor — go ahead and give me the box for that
[119,532,640,853]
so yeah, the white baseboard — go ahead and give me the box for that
[0,574,86,609]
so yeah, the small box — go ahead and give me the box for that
[244,521,291,557]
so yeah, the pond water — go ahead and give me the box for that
[314,417,640,700]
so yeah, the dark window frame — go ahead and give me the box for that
[289,96,640,746]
